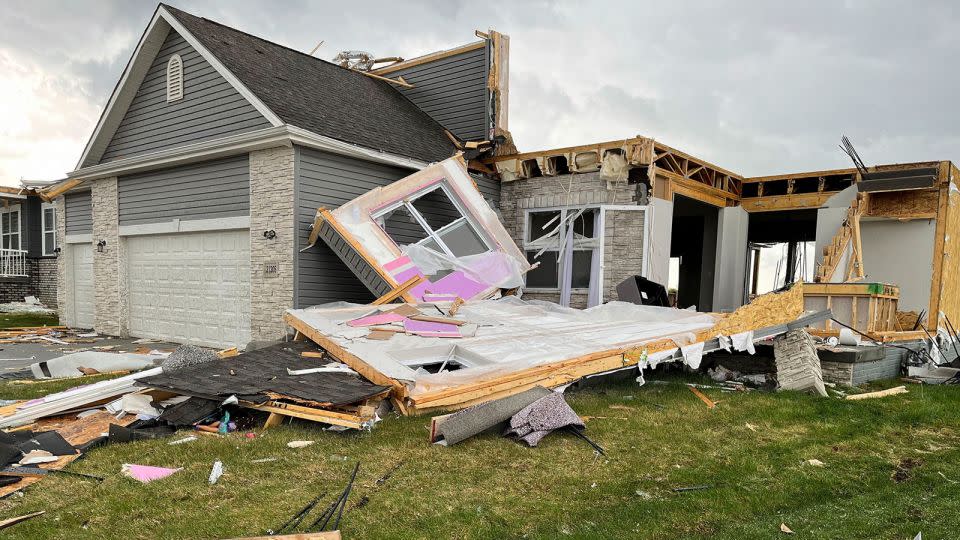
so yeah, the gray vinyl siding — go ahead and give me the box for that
[294,146,410,307]
[293,146,502,308]
[387,46,490,141]
[118,155,250,226]
[64,191,93,235]
[100,29,270,163]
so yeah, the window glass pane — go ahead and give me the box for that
[438,219,487,257]
[45,232,55,253]
[2,235,8,250]
[43,208,54,231]
[1,212,8,232]
[377,205,429,245]
[572,209,596,238]
[571,250,593,288]
[525,251,558,288]
[528,211,562,242]
[411,187,461,232]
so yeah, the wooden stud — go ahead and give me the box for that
[371,275,424,305]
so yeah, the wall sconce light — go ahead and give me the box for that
[263,230,276,240]
[53,247,62,255]
[97,240,107,253]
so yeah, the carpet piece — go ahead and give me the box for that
[435,386,553,446]
[505,392,585,447]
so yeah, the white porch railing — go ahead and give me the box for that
[0,249,27,277]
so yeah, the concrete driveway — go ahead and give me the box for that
[0,336,181,378]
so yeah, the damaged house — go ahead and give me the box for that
[44,2,960,373]
[0,181,59,307]
[46,4,508,347]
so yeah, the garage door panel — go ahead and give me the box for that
[127,230,250,347]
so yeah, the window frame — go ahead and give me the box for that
[41,202,57,256]
[522,206,601,293]
[372,181,493,259]
[0,204,22,251]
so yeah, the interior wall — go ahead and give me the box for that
[646,198,673,288]
[713,206,749,312]
[814,185,859,267]
[859,218,936,312]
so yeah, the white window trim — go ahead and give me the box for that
[372,181,493,258]
[522,206,601,299]
[166,54,183,102]
[41,202,57,256]
[1,204,22,251]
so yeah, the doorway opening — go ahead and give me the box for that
[669,195,720,310]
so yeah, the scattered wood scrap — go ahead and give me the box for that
[687,386,717,409]
[0,511,45,531]
[845,386,908,400]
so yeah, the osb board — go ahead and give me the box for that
[0,412,136,497]
[865,189,939,219]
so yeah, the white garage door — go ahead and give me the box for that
[127,230,250,348]
[71,243,95,329]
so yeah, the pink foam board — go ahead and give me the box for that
[429,271,487,299]
[121,464,181,483]
[383,256,412,272]
[403,318,461,338]
[347,312,407,327]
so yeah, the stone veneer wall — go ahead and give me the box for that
[91,177,122,336]
[55,196,69,323]
[249,146,296,341]
[32,258,58,308]
[499,171,646,307]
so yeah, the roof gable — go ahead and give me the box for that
[162,5,457,164]
[99,27,271,163]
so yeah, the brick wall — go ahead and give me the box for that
[499,171,645,306]
[32,258,57,308]
[249,146,296,341]
[92,177,122,336]
[0,278,31,304]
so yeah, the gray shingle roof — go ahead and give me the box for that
[163,5,458,163]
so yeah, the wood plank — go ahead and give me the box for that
[223,531,340,540]
[741,192,836,212]
[372,275,424,305]
[282,312,405,394]
[246,402,365,430]
[0,511,45,531]
[927,162,951,330]
[372,40,486,74]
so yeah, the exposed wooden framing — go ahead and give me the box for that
[409,285,805,412]
[803,282,899,333]
[371,276,424,305]
[282,312,405,395]
[927,161,954,330]
[815,198,863,282]
[371,41,486,75]
[488,30,510,136]
[38,178,84,201]
[740,192,835,212]
[352,69,413,88]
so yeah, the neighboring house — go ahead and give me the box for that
[54,4,508,347]
[0,182,59,307]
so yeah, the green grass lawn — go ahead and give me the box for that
[0,312,59,330]
[0,375,957,539]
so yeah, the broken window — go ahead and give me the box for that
[522,208,600,302]
[373,182,492,259]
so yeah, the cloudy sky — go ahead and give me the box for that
[2,0,959,187]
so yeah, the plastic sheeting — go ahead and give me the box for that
[402,244,526,289]
[286,296,717,397]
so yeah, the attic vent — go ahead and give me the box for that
[166,54,183,102]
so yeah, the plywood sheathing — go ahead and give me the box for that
[864,189,939,220]
[929,161,960,331]
[408,284,805,413]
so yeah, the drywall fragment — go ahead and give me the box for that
[208,460,224,485]
[680,342,705,369]
[287,440,315,449]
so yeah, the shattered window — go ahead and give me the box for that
[528,210,562,243]
[373,182,492,259]
[572,209,596,238]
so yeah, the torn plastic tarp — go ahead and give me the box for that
[402,244,526,289]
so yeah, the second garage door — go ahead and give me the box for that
[126,230,250,347]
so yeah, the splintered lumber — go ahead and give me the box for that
[246,401,369,430]
[688,386,717,409]
[372,275,424,305]
[282,312,404,394]
[409,314,466,326]
[0,511,45,531]
[217,347,239,359]
[845,386,908,401]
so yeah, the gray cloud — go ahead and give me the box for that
[2,0,959,186]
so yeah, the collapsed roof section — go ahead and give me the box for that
[307,156,530,303]
[284,283,815,413]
